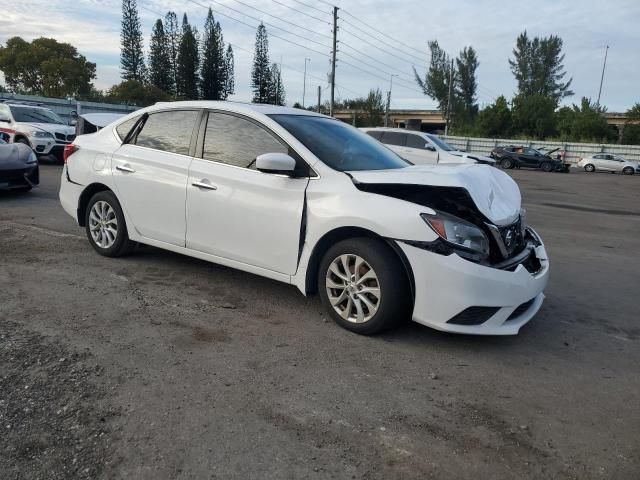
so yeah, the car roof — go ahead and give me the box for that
[149,100,326,118]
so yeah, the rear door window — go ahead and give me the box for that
[406,134,426,149]
[380,131,406,146]
[133,110,200,155]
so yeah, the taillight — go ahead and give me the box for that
[63,144,79,164]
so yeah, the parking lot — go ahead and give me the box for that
[1,165,639,479]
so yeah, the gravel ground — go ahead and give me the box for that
[0,165,639,479]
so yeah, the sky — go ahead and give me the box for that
[2,0,639,112]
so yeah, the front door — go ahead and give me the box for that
[111,109,200,246]
[404,133,438,164]
[186,111,309,275]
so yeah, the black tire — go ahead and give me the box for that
[584,164,595,173]
[318,237,412,335]
[501,158,514,169]
[84,190,135,257]
[622,167,634,175]
[541,161,553,172]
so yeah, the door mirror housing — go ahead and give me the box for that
[425,144,436,152]
[256,153,297,176]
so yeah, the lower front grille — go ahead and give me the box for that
[448,306,500,326]
[507,298,535,321]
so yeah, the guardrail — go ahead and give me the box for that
[0,93,139,124]
[441,135,640,162]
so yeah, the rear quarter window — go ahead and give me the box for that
[115,116,140,141]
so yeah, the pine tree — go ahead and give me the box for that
[455,46,479,124]
[509,31,573,101]
[176,13,199,100]
[200,9,226,100]
[120,0,146,82]
[164,11,180,96]
[148,19,173,94]
[224,45,235,98]
[251,24,271,103]
[269,63,285,106]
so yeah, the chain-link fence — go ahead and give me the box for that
[441,135,640,162]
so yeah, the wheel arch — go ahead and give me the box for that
[77,183,114,227]
[303,226,415,299]
[13,134,31,147]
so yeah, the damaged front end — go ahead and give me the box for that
[353,178,540,273]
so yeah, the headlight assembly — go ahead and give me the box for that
[26,152,38,164]
[421,211,490,257]
[29,131,53,139]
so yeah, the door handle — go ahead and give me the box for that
[116,164,135,173]
[192,180,217,190]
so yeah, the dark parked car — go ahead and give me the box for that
[0,137,39,191]
[490,146,570,172]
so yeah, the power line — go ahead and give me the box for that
[198,0,331,49]
[226,0,332,40]
[339,24,426,67]
[338,59,424,95]
[339,8,427,57]
[184,0,331,58]
[339,42,416,83]
[269,0,330,24]
[338,50,421,92]
[289,0,332,16]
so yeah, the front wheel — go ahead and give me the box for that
[318,237,412,335]
[540,161,553,172]
[85,191,134,257]
[501,158,514,169]
[584,164,595,173]
[622,167,634,175]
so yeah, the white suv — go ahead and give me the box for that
[0,102,76,161]
[361,127,495,166]
[59,101,549,335]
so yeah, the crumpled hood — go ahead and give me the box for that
[348,164,521,226]
[0,142,35,166]
[449,150,496,164]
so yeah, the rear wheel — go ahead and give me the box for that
[85,191,134,257]
[501,158,514,169]
[318,238,412,335]
[622,167,634,175]
[584,164,595,173]
[541,161,553,172]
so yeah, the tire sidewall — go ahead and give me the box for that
[318,237,411,335]
[541,162,552,172]
[502,158,513,169]
[584,164,595,172]
[85,191,130,257]
[623,167,633,175]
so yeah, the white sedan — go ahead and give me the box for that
[59,102,549,335]
[577,154,640,175]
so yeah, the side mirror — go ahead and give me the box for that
[256,153,296,176]
[425,144,436,152]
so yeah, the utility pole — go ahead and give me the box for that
[597,45,609,107]
[329,6,338,117]
[445,59,454,136]
[384,74,397,127]
[302,57,310,108]
[317,85,321,113]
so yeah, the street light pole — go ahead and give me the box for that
[302,57,310,108]
[597,45,609,107]
[384,74,397,127]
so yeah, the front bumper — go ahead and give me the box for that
[0,165,39,189]
[399,231,549,335]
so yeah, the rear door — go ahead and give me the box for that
[403,133,438,164]
[111,109,200,246]
[185,111,309,275]
[379,131,406,158]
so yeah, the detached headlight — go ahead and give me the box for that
[29,131,53,139]
[421,211,490,256]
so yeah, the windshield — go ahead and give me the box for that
[10,106,64,124]
[269,114,409,171]
[426,134,455,151]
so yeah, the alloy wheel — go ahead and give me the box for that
[89,200,118,249]
[325,254,381,324]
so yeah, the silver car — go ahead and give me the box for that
[577,154,640,175]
